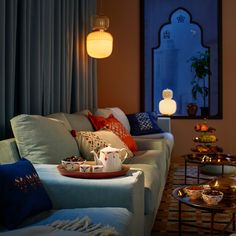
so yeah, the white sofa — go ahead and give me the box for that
[0,107,174,235]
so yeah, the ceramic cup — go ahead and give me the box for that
[91,165,103,173]
[80,164,91,173]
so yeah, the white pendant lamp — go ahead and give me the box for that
[159,89,177,116]
[86,15,113,59]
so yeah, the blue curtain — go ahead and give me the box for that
[0,0,97,140]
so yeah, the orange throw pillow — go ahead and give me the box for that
[88,113,138,152]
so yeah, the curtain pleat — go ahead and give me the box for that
[0,0,96,140]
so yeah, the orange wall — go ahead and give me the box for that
[97,0,140,113]
[97,0,236,157]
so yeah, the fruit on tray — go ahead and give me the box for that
[193,134,217,143]
[191,145,223,153]
[194,123,216,132]
[192,121,223,154]
[63,156,85,162]
[191,145,209,153]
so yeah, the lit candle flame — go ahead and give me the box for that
[214,180,219,187]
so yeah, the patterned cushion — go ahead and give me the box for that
[94,107,131,132]
[88,114,138,152]
[0,159,52,229]
[75,130,133,161]
[127,112,163,136]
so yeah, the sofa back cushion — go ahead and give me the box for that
[88,114,138,152]
[11,114,79,164]
[64,113,94,131]
[46,113,72,130]
[75,130,133,161]
[127,112,163,136]
[94,107,131,132]
[47,112,94,132]
[0,158,52,229]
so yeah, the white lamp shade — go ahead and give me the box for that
[159,98,177,115]
[86,31,113,58]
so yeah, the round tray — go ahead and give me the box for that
[57,164,130,179]
[183,153,236,165]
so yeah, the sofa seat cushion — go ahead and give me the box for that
[10,114,79,164]
[1,208,132,236]
[33,164,144,236]
[133,132,174,153]
[33,164,144,211]
[124,150,168,181]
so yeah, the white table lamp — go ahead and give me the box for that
[159,89,177,115]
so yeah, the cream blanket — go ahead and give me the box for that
[0,216,118,236]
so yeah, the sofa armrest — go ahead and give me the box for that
[0,138,20,164]
[134,138,165,151]
[34,164,144,236]
[157,117,171,132]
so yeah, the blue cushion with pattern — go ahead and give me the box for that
[0,158,52,229]
[127,112,163,136]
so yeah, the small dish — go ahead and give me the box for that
[79,164,91,173]
[184,185,205,200]
[61,156,85,171]
[91,165,103,173]
[202,189,223,205]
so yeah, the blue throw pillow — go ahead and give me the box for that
[127,112,163,136]
[0,158,52,229]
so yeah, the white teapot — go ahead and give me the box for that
[91,145,128,172]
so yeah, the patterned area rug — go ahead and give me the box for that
[151,163,235,236]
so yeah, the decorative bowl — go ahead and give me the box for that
[201,189,223,205]
[184,185,205,200]
[61,156,85,171]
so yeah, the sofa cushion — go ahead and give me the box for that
[0,159,52,229]
[75,130,133,161]
[124,149,168,183]
[88,113,138,152]
[133,132,174,153]
[46,113,72,130]
[127,112,163,136]
[94,107,131,132]
[64,113,94,131]
[11,114,79,164]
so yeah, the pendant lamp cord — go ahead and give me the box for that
[97,0,102,15]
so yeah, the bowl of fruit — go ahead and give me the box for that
[201,189,223,205]
[61,156,85,171]
[184,185,205,200]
